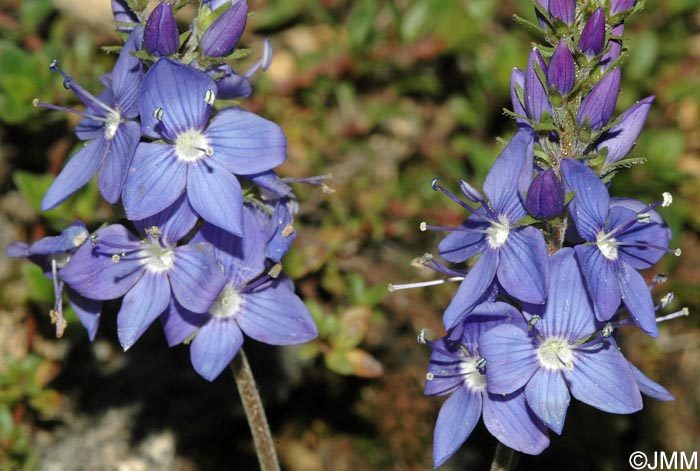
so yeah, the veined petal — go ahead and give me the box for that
[619,262,658,337]
[483,390,549,455]
[479,324,538,395]
[122,143,187,221]
[66,287,102,341]
[206,107,287,175]
[574,245,622,322]
[41,138,107,211]
[483,131,533,219]
[599,96,654,165]
[432,387,482,468]
[186,159,244,236]
[170,242,227,313]
[525,369,569,434]
[437,216,487,263]
[568,340,642,414]
[443,250,499,329]
[134,194,198,245]
[510,68,529,129]
[190,318,244,381]
[498,226,548,305]
[98,120,141,204]
[524,49,551,122]
[160,300,205,347]
[138,59,215,140]
[561,158,608,241]
[238,283,318,345]
[59,225,144,300]
[112,24,143,118]
[540,248,597,340]
[628,363,674,401]
[577,67,621,130]
[609,200,670,269]
[117,271,171,350]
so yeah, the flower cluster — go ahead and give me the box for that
[393,1,688,467]
[7,0,317,381]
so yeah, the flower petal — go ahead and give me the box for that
[237,282,318,345]
[112,25,143,118]
[574,245,622,322]
[134,194,198,245]
[437,216,487,263]
[186,159,244,236]
[190,318,244,381]
[483,390,550,455]
[122,142,187,221]
[498,226,548,304]
[41,139,107,211]
[170,242,227,313]
[66,287,102,341]
[160,300,205,347]
[599,96,654,165]
[561,158,608,240]
[432,387,482,468]
[569,339,642,414]
[206,107,287,175]
[117,271,171,350]
[483,131,533,219]
[443,249,499,329]
[98,120,141,204]
[628,363,674,401]
[479,324,538,395]
[525,369,569,434]
[138,58,214,140]
[619,262,658,337]
[577,67,621,130]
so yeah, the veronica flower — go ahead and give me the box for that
[425,131,549,329]
[596,96,654,167]
[39,25,143,209]
[6,221,101,339]
[161,205,317,381]
[561,158,677,336]
[479,248,643,434]
[122,58,286,235]
[424,302,548,467]
[60,196,227,350]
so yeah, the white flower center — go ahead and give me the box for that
[210,285,244,319]
[537,337,574,371]
[142,243,175,273]
[596,231,619,260]
[486,214,510,249]
[104,110,121,139]
[459,356,487,391]
[175,129,212,162]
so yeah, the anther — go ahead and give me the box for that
[281,224,294,237]
[204,89,216,105]
[268,263,283,278]
[112,254,121,262]
[660,292,674,308]
[674,248,682,256]
[419,222,428,231]
[417,329,428,344]
[153,107,164,120]
[636,213,651,224]
[662,192,673,207]
[652,273,668,286]
[145,226,162,239]
[475,357,486,370]
[602,322,613,337]
[426,372,434,380]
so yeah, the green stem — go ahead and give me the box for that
[229,348,281,471]
[489,442,518,471]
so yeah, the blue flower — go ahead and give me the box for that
[479,248,643,434]
[596,96,654,167]
[6,221,101,340]
[122,58,286,235]
[161,205,317,381]
[561,158,674,336]
[60,196,227,350]
[40,25,143,209]
[429,131,549,329]
[424,302,549,467]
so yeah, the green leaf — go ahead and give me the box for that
[21,264,54,304]
[347,0,378,48]
[333,306,370,350]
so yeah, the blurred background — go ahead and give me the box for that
[1,0,698,469]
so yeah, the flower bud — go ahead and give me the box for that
[601,23,624,70]
[578,8,606,58]
[577,67,620,130]
[597,96,654,165]
[547,40,575,96]
[510,68,528,127]
[144,2,179,57]
[201,0,248,57]
[525,169,565,220]
[611,0,636,16]
[549,0,576,25]
[112,0,138,31]
[524,49,551,122]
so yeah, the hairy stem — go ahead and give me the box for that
[489,441,518,471]
[230,348,281,471]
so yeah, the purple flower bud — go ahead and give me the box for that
[547,40,575,95]
[534,0,550,28]
[601,23,624,70]
[525,169,565,219]
[578,8,606,58]
[524,49,551,121]
[144,2,179,57]
[597,96,654,165]
[611,0,636,16]
[577,67,621,130]
[201,0,248,57]
[510,67,528,127]
[549,0,576,25]
[112,0,138,31]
